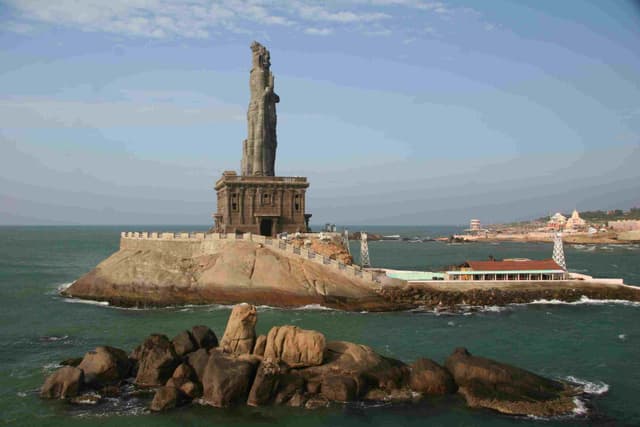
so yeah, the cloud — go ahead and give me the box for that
[2,0,291,38]
[304,27,333,36]
[2,0,484,39]
[295,4,390,23]
[0,92,244,128]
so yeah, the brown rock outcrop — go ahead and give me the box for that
[201,350,259,407]
[41,304,586,418]
[77,346,130,387]
[409,358,457,395]
[171,331,196,357]
[247,359,283,406]
[263,325,325,368]
[253,335,266,356]
[131,334,179,387]
[40,366,84,399]
[297,341,408,399]
[220,304,257,355]
[186,348,209,380]
[445,347,577,416]
[150,386,179,412]
[191,325,218,350]
[62,239,394,311]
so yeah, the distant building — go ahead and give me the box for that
[547,212,567,230]
[609,219,640,232]
[446,259,567,281]
[464,218,486,235]
[565,209,586,230]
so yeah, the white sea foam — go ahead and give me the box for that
[40,335,69,342]
[572,397,588,416]
[528,295,640,307]
[565,376,610,395]
[42,362,62,373]
[294,304,336,311]
[63,298,109,307]
[618,333,627,340]
[57,282,73,292]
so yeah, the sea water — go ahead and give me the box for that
[0,225,639,426]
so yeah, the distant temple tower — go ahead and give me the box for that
[213,42,311,236]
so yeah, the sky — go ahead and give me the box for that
[1,0,639,226]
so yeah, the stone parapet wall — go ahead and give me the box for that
[120,231,378,284]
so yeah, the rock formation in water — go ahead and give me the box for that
[41,303,586,418]
[241,41,279,177]
[62,239,399,311]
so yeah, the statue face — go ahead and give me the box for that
[251,42,270,69]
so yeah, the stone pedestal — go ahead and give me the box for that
[214,172,310,236]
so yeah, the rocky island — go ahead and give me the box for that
[61,41,640,312]
[42,303,588,418]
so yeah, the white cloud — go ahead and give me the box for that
[2,0,488,39]
[3,0,291,38]
[304,27,333,36]
[295,4,389,23]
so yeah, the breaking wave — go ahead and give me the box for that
[565,376,610,395]
[528,295,640,307]
[63,298,110,307]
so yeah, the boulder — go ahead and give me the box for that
[253,335,267,356]
[305,395,329,409]
[131,334,179,387]
[60,357,82,367]
[165,363,194,389]
[297,341,408,397]
[409,358,457,395]
[179,381,202,399]
[247,359,283,406]
[274,373,306,405]
[191,325,218,350]
[40,366,84,399]
[445,347,578,417]
[220,304,257,355]
[150,386,179,412]
[171,330,196,357]
[78,346,130,386]
[321,376,357,402]
[201,351,259,407]
[263,325,325,368]
[172,363,194,383]
[186,348,209,381]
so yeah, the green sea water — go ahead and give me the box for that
[1,225,639,426]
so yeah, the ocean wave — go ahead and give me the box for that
[572,397,588,416]
[45,282,74,295]
[294,304,336,311]
[40,335,69,342]
[528,295,640,307]
[63,298,109,307]
[565,376,610,395]
[42,362,62,373]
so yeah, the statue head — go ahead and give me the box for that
[251,41,270,69]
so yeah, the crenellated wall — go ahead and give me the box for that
[119,231,378,283]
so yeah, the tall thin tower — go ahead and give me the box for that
[343,229,351,255]
[552,232,567,271]
[360,231,371,268]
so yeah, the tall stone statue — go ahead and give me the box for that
[241,41,279,176]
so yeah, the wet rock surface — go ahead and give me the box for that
[41,303,589,418]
